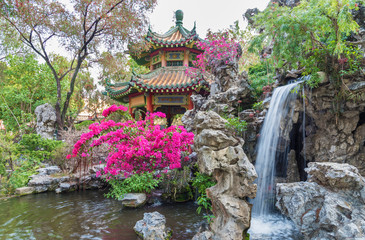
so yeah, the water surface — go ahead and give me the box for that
[0,190,203,240]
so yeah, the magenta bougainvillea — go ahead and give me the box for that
[67,105,194,178]
[185,34,240,79]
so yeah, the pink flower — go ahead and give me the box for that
[102,105,128,117]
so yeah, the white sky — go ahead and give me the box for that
[148,0,270,37]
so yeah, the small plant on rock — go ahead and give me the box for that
[192,172,216,223]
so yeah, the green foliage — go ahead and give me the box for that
[74,120,94,131]
[250,0,364,88]
[105,172,161,200]
[248,61,275,98]
[0,132,63,195]
[1,159,38,194]
[224,116,248,136]
[192,172,216,223]
[0,132,17,175]
[16,134,63,163]
[0,54,58,132]
[252,101,264,111]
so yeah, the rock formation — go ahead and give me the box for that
[25,165,105,194]
[134,211,172,240]
[183,58,257,239]
[276,162,365,240]
[290,81,365,178]
[35,103,57,139]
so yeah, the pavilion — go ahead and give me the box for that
[104,10,211,125]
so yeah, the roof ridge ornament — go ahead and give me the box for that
[175,10,183,26]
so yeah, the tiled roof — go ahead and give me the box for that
[105,67,211,100]
[146,24,199,48]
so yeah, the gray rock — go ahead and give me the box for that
[34,103,56,139]
[276,162,365,240]
[306,162,365,190]
[15,187,35,195]
[36,166,61,175]
[195,129,239,151]
[89,164,105,174]
[348,81,365,91]
[121,193,147,208]
[134,211,172,240]
[192,231,214,240]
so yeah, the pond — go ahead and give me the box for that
[0,190,204,240]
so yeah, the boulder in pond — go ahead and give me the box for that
[134,211,172,240]
[121,193,147,208]
[276,162,365,240]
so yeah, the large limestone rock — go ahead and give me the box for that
[134,211,172,240]
[184,58,257,239]
[293,82,365,177]
[35,103,57,139]
[276,162,365,240]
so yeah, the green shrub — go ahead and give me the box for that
[252,101,264,111]
[16,133,63,163]
[224,116,247,136]
[105,172,161,200]
[248,61,275,99]
[74,120,94,131]
[0,133,63,195]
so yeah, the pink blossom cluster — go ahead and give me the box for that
[67,106,194,179]
[102,104,128,117]
[185,34,239,79]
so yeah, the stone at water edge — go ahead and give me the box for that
[15,187,35,195]
[121,193,147,208]
[134,211,172,240]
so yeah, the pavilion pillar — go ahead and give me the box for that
[146,93,154,112]
[188,92,194,110]
[128,96,133,117]
[161,51,166,67]
[183,50,190,67]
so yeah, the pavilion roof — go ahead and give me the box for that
[145,22,199,48]
[105,66,211,101]
[129,10,202,65]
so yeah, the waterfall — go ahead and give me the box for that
[252,81,301,216]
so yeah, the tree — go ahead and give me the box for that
[0,54,95,132]
[249,0,365,88]
[0,54,58,131]
[0,0,156,129]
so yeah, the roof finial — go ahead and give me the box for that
[175,10,183,26]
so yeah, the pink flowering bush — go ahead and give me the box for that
[185,34,240,79]
[102,104,128,117]
[67,105,194,179]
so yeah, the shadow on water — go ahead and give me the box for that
[0,190,204,240]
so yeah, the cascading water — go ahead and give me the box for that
[249,81,304,239]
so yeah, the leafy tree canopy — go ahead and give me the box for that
[249,0,365,88]
[0,0,156,129]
